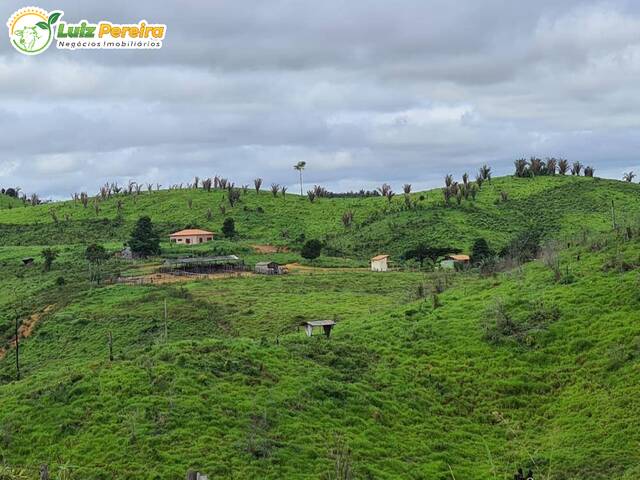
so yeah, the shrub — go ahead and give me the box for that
[470,238,492,264]
[222,217,236,238]
[301,239,322,260]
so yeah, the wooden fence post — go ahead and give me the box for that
[40,464,49,480]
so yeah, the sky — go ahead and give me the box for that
[2,0,640,199]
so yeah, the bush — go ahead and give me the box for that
[55,276,66,286]
[470,238,492,264]
[222,217,236,238]
[301,239,322,260]
[129,216,160,257]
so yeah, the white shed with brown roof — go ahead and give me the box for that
[371,254,389,272]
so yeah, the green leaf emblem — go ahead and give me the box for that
[48,12,62,25]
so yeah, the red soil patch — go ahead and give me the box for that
[251,244,289,254]
[0,304,55,360]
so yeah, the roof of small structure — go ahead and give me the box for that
[256,261,279,267]
[169,229,214,237]
[371,254,390,261]
[304,320,336,327]
[447,254,470,261]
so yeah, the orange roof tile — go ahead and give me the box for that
[169,229,214,237]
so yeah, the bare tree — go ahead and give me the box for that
[378,183,392,196]
[281,185,288,197]
[479,164,492,181]
[546,157,557,175]
[307,190,316,203]
[444,174,453,187]
[228,189,241,207]
[571,161,583,176]
[342,211,354,227]
[254,178,263,194]
[403,184,412,194]
[558,159,569,175]
[271,183,280,197]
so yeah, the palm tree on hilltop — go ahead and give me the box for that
[294,161,306,196]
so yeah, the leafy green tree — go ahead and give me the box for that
[301,239,322,260]
[404,244,459,267]
[471,238,493,264]
[40,248,58,272]
[85,243,109,283]
[222,217,236,238]
[129,216,160,257]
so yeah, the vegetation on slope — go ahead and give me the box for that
[0,175,639,478]
[0,176,639,260]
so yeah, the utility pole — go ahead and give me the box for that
[611,199,617,230]
[15,313,20,381]
[164,299,168,342]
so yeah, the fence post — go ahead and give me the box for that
[40,464,49,480]
[186,470,198,480]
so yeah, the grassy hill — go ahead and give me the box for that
[0,176,639,479]
[1,176,638,257]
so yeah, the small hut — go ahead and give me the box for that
[441,254,470,270]
[255,261,285,275]
[371,254,389,272]
[302,320,336,338]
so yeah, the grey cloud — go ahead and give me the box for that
[1,0,640,198]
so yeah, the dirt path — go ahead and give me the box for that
[284,263,369,273]
[251,244,289,254]
[0,304,55,360]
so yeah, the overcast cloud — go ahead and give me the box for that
[2,0,640,198]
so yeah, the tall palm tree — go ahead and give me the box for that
[294,161,306,196]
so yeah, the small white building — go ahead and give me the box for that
[371,254,389,272]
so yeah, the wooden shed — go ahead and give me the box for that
[371,254,389,272]
[441,254,470,270]
[255,261,285,275]
[301,320,336,338]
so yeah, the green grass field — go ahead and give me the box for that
[0,176,639,479]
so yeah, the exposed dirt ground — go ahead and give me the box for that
[0,304,56,360]
[115,271,255,285]
[251,244,289,253]
[284,263,369,273]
